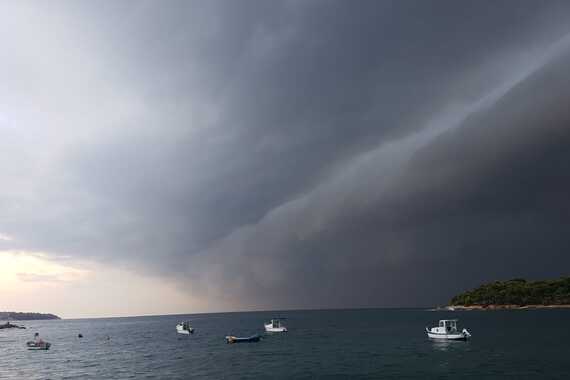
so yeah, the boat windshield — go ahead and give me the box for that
[444,320,457,332]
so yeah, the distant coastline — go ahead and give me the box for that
[435,304,570,311]
[440,277,570,311]
[0,312,61,321]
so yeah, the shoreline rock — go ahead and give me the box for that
[0,322,26,329]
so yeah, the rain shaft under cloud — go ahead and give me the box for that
[1,0,570,313]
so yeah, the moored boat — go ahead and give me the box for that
[264,318,287,333]
[426,319,471,340]
[27,333,51,350]
[26,341,51,350]
[176,321,194,335]
[225,334,261,344]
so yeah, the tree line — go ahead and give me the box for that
[450,277,570,306]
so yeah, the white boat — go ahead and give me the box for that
[426,319,471,340]
[26,341,51,350]
[264,319,287,333]
[176,321,194,335]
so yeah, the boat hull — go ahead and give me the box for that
[264,324,287,333]
[226,335,261,344]
[426,331,468,340]
[176,324,194,335]
[26,342,51,350]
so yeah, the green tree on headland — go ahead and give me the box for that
[450,277,570,306]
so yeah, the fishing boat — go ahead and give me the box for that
[26,341,51,350]
[264,318,287,332]
[176,321,194,335]
[426,319,471,340]
[225,334,261,344]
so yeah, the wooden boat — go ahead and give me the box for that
[426,319,471,340]
[225,334,261,344]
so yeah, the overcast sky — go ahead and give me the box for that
[1,0,570,317]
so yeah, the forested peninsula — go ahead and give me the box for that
[447,277,570,310]
[0,312,61,320]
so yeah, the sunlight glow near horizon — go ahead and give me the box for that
[0,251,206,319]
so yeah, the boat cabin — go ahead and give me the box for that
[270,319,281,328]
[438,319,458,333]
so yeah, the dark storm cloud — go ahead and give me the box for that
[183,44,570,309]
[2,0,570,309]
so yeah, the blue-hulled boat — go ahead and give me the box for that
[225,334,261,344]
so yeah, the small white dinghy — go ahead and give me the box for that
[27,333,51,350]
[176,321,194,335]
[26,341,51,350]
[426,319,471,340]
[264,319,287,333]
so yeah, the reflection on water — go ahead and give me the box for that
[430,339,470,352]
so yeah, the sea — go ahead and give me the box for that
[1,308,569,379]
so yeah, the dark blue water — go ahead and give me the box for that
[1,309,569,379]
